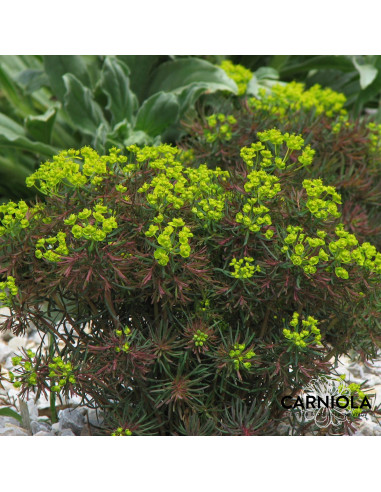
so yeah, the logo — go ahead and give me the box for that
[281,376,371,429]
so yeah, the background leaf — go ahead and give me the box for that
[135,92,179,137]
[44,55,90,101]
[0,113,57,155]
[352,57,378,90]
[63,74,107,136]
[100,57,138,125]
[25,107,57,143]
[148,58,238,96]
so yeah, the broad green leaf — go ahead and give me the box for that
[0,64,36,116]
[255,67,279,81]
[280,55,355,78]
[44,55,90,101]
[354,69,381,116]
[352,57,378,89]
[94,122,109,153]
[135,92,179,137]
[147,58,238,96]
[16,69,49,94]
[176,83,210,115]
[0,113,57,155]
[124,130,154,146]
[0,154,36,200]
[100,57,138,124]
[0,407,23,423]
[117,55,163,103]
[269,55,290,71]
[63,74,107,136]
[25,107,57,143]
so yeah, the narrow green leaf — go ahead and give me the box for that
[63,74,107,136]
[100,57,138,124]
[135,92,179,137]
[0,407,23,423]
[43,55,90,101]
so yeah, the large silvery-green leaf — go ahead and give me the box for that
[25,107,57,143]
[135,92,179,137]
[100,57,138,125]
[44,55,90,101]
[148,58,238,97]
[0,113,57,155]
[63,74,107,136]
[117,55,163,103]
[352,57,378,90]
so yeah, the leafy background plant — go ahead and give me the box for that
[0,55,238,201]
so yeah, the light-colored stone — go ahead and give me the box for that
[60,428,75,436]
[0,343,12,364]
[34,431,55,436]
[0,415,21,428]
[51,422,61,434]
[0,425,29,436]
[58,408,84,435]
[7,337,28,351]
[31,420,51,435]
[86,408,104,428]
[357,420,381,436]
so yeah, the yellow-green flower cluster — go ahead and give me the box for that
[9,350,37,388]
[146,218,193,266]
[282,226,328,275]
[331,114,352,134]
[303,179,342,220]
[367,122,381,153]
[64,203,118,242]
[241,130,315,171]
[244,170,281,199]
[0,201,44,237]
[35,232,69,262]
[283,312,322,348]
[193,329,209,347]
[229,343,255,371]
[136,145,229,224]
[236,198,273,236]
[329,223,381,278]
[115,325,132,353]
[240,142,266,168]
[25,147,126,196]
[204,113,237,142]
[336,379,368,417]
[111,427,132,436]
[192,197,225,222]
[230,257,261,279]
[0,200,30,236]
[0,276,18,305]
[248,82,347,118]
[48,356,76,392]
[219,60,252,96]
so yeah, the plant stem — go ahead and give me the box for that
[48,332,58,424]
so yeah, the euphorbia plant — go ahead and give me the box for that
[183,74,381,247]
[1,131,380,435]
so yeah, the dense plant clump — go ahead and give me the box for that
[1,126,381,435]
[183,76,381,248]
